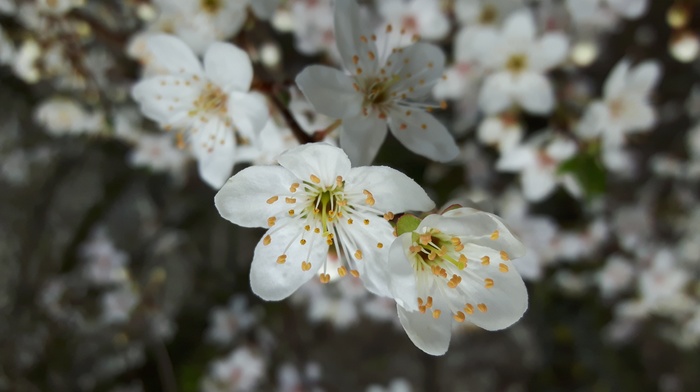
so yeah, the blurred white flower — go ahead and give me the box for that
[475,9,569,115]
[639,249,689,307]
[128,133,190,180]
[215,143,434,300]
[205,295,260,346]
[576,59,661,149]
[566,0,649,25]
[366,378,413,392]
[387,207,528,355]
[597,255,635,298]
[12,39,41,83]
[295,0,459,165]
[476,114,523,153]
[102,285,140,324]
[35,98,105,136]
[201,347,266,392]
[377,0,450,42]
[80,229,130,286]
[132,34,269,188]
[497,134,580,202]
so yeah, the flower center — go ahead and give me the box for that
[479,5,498,24]
[506,54,528,73]
[409,229,466,271]
[304,179,348,238]
[193,83,229,116]
[200,0,222,13]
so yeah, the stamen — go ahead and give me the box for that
[301,261,312,271]
[263,235,271,246]
[266,196,278,204]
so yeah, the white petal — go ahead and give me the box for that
[521,167,557,201]
[204,42,253,92]
[608,0,648,19]
[387,234,419,311]
[214,165,299,228]
[619,98,656,132]
[576,101,608,140]
[249,0,278,19]
[132,76,199,125]
[250,222,327,301]
[340,115,388,166]
[388,43,446,99]
[427,209,526,259]
[512,73,555,115]
[503,10,536,45]
[192,119,237,189]
[496,145,535,172]
[277,143,351,186]
[334,0,378,71]
[479,73,514,115]
[295,65,364,119]
[532,32,569,71]
[334,212,395,297]
[388,109,459,163]
[397,302,452,356]
[345,166,435,213]
[604,60,631,99]
[146,34,203,75]
[229,91,269,139]
[627,61,661,95]
[477,117,505,145]
[457,245,529,331]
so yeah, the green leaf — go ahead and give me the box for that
[557,151,606,198]
[396,214,422,236]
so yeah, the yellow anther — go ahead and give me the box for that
[285,197,296,204]
[481,256,490,265]
[386,24,393,33]
[266,196,278,204]
[419,305,427,314]
[477,303,488,313]
[304,225,311,231]
[360,35,368,43]
[454,311,466,323]
[366,197,375,206]
[276,255,287,264]
[410,245,422,254]
[267,217,276,227]
[314,228,320,234]
[288,209,295,216]
[290,183,299,192]
[338,266,347,277]
[485,278,494,288]
[347,218,354,224]
[356,67,363,74]
[384,212,395,220]
[367,51,375,60]
[354,250,363,260]
[426,296,433,308]
[310,174,321,184]
[500,251,510,261]
[432,310,441,319]
[419,233,432,245]
[350,269,360,278]
[301,261,312,271]
[490,230,500,240]
[499,263,509,273]
[263,235,271,246]
[376,242,383,249]
[458,254,468,269]
[421,124,427,130]
[450,237,461,245]
[363,219,370,225]
[454,243,464,251]
[464,304,474,315]
[428,251,437,261]
[320,273,331,284]
[353,55,359,64]
[300,239,307,245]
[417,297,424,306]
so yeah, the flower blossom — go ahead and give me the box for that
[214,143,434,301]
[386,207,528,355]
[576,59,661,149]
[295,0,459,165]
[475,9,569,115]
[132,34,268,188]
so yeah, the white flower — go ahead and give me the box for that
[214,143,435,301]
[80,229,130,286]
[386,207,528,355]
[295,0,459,165]
[129,133,190,180]
[35,98,105,136]
[132,34,268,188]
[377,0,450,42]
[576,59,661,149]
[201,347,266,392]
[476,114,523,152]
[102,285,140,324]
[475,10,569,115]
[205,295,260,346]
[566,0,649,24]
[639,249,689,307]
[496,134,580,202]
[597,255,635,298]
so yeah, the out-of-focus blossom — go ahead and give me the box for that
[476,114,523,153]
[215,143,434,300]
[497,134,580,202]
[201,347,266,392]
[377,0,450,42]
[205,295,260,346]
[597,255,635,298]
[35,98,105,136]
[128,133,190,180]
[387,207,528,355]
[12,39,41,83]
[566,0,649,27]
[296,0,459,165]
[366,378,413,392]
[102,285,140,324]
[638,249,689,307]
[80,229,130,286]
[475,10,569,115]
[577,59,661,149]
[132,34,268,188]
